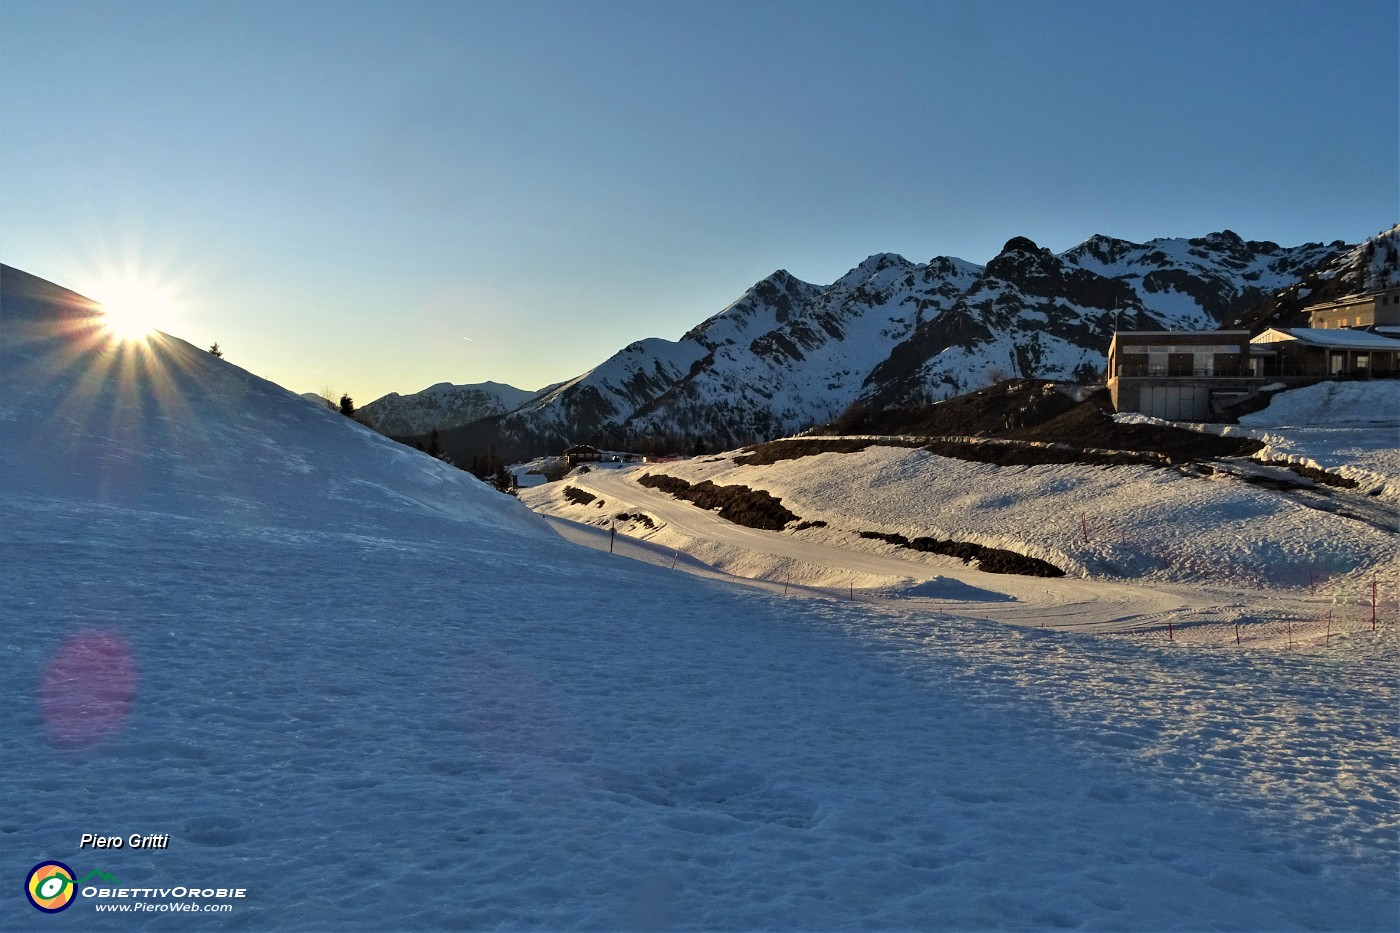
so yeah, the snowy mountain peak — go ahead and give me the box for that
[1000,235,1043,255]
[984,236,1064,285]
[359,379,537,437]
[832,253,915,290]
[1063,234,1141,269]
[426,229,1354,461]
[682,270,822,349]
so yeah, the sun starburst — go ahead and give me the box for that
[93,277,177,341]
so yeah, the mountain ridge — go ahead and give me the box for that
[426,227,1374,463]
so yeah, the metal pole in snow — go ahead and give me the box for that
[670,547,679,570]
[609,518,615,555]
[1080,514,1089,545]
[1167,622,1173,642]
[1235,622,1241,646]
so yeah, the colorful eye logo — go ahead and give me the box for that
[26,861,76,913]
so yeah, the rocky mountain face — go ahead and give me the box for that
[430,230,1355,463]
[359,381,537,437]
[1226,224,1399,332]
[856,230,1345,409]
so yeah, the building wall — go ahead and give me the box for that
[1307,288,1400,328]
[1109,377,1264,421]
[1107,332,1251,378]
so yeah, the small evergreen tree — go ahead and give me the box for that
[339,394,355,417]
[427,428,443,459]
[208,342,223,358]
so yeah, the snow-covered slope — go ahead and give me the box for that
[447,230,1349,460]
[526,376,1399,602]
[4,264,1395,931]
[629,256,984,444]
[359,379,537,436]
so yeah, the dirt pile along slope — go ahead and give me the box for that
[772,379,1264,464]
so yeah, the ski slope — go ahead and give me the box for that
[3,264,1397,931]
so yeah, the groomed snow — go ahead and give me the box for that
[4,265,1397,931]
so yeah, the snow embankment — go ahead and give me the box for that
[551,444,1395,592]
[1115,380,1400,499]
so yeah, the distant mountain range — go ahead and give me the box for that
[358,381,539,437]
[378,225,1397,463]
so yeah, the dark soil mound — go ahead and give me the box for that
[859,531,1064,577]
[829,379,1084,438]
[638,473,799,531]
[818,378,1263,464]
[736,437,925,466]
[1004,403,1264,459]
[563,485,597,505]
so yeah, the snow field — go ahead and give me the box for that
[527,462,1397,654]
[573,442,1396,596]
[4,268,1397,931]
[7,492,1397,931]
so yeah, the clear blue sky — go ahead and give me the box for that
[2,0,1395,403]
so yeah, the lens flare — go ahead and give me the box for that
[41,630,138,747]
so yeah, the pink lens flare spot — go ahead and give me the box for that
[41,630,139,747]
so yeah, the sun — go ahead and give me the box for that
[95,277,177,341]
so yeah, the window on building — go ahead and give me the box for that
[1212,353,1240,377]
[1118,354,1149,377]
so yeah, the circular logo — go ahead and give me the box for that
[26,861,76,913]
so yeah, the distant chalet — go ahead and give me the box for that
[563,444,644,467]
[1108,289,1399,420]
[564,444,603,467]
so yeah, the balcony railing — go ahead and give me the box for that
[1113,366,1396,379]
